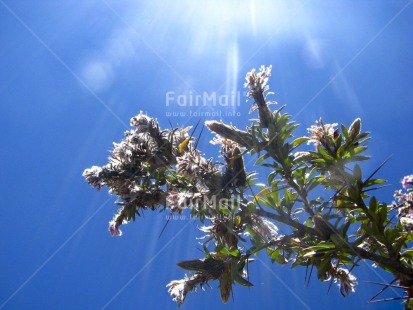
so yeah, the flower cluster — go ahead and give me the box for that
[82,166,103,190]
[167,256,252,305]
[393,175,413,230]
[166,278,187,305]
[403,175,413,189]
[130,110,151,131]
[84,67,413,307]
[243,65,274,128]
[83,112,193,235]
[248,215,279,242]
[108,219,123,236]
[176,148,216,180]
[307,118,338,149]
[166,271,218,306]
[166,191,203,214]
[210,134,240,154]
[332,267,358,297]
[166,257,226,304]
[244,65,272,98]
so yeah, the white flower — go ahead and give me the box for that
[334,268,357,296]
[307,118,338,146]
[262,218,279,239]
[244,65,272,94]
[167,191,202,213]
[402,174,413,189]
[108,220,122,236]
[166,279,187,305]
[210,134,237,148]
[176,149,211,179]
[82,166,103,189]
[246,215,279,242]
[130,111,152,132]
[112,141,134,163]
[400,217,413,230]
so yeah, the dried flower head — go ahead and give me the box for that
[255,217,279,241]
[108,220,122,236]
[107,208,128,237]
[166,191,203,213]
[130,111,151,132]
[177,148,215,179]
[82,166,103,190]
[393,176,413,231]
[244,214,278,242]
[167,258,228,306]
[358,236,378,252]
[244,65,272,97]
[243,66,275,127]
[166,278,187,305]
[402,175,413,189]
[307,118,338,148]
[111,141,134,164]
[166,275,201,306]
[331,267,357,296]
[400,216,413,231]
[83,111,175,236]
[210,134,239,151]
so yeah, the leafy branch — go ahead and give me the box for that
[83,66,413,308]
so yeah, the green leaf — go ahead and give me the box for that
[229,248,240,257]
[302,243,336,257]
[341,124,349,139]
[340,219,352,237]
[353,164,362,180]
[330,234,344,247]
[268,171,277,185]
[369,196,378,213]
[352,146,368,155]
[267,248,288,264]
[401,249,413,260]
[334,134,343,151]
[253,187,271,203]
[317,145,334,162]
[351,235,367,247]
[234,274,253,287]
[219,247,239,257]
[291,136,309,148]
[385,227,402,244]
[255,153,270,165]
[337,254,358,265]
[364,178,386,188]
[317,258,332,281]
[378,203,388,224]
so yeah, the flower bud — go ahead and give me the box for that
[348,118,361,141]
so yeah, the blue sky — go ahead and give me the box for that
[1,1,413,309]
